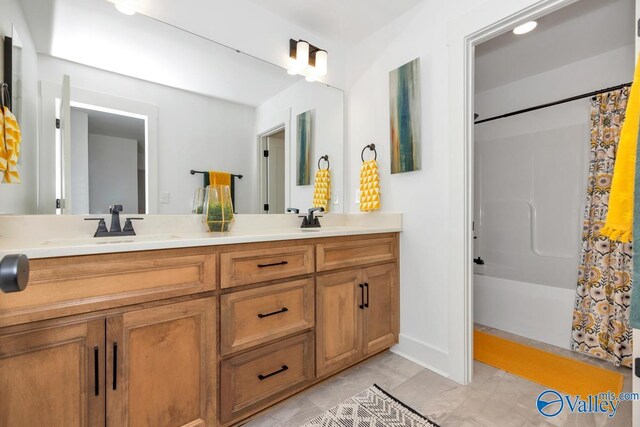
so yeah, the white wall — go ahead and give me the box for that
[37,55,257,215]
[70,109,89,214]
[346,0,489,376]
[256,80,344,212]
[88,134,138,214]
[0,0,38,214]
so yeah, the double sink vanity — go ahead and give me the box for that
[0,213,401,426]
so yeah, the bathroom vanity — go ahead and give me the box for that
[0,215,401,427]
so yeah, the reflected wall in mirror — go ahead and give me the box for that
[0,0,344,215]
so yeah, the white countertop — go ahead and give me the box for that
[0,213,402,259]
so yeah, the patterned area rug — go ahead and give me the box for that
[302,384,438,427]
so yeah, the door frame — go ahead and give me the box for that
[257,124,287,213]
[447,0,580,385]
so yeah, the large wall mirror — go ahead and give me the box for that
[1,0,344,215]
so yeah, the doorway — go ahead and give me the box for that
[447,0,640,386]
[259,126,286,214]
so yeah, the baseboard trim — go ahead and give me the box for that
[391,334,450,378]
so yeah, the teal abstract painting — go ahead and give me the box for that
[296,110,313,186]
[389,58,421,174]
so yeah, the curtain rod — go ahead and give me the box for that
[474,82,632,125]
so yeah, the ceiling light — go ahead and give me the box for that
[513,21,537,35]
[286,39,328,82]
[115,3,136,15]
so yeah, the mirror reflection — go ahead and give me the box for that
[1,0,344,215]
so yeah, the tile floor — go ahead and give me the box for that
[245,326,633,427]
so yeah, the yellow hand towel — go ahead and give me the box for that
[601,56,640,242]
[359,159,380,212]
[313,168,331,212]
[1,106,21,184]
[209,171,231,187]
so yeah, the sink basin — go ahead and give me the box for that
[42,234,184,247]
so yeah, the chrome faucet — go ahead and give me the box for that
[85,204,143,237]
[299,207,324,228]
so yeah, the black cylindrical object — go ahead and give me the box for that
[0,254,29,293]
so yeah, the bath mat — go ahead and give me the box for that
[302,384,438,427]
[474,330,624,397]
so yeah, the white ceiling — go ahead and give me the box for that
[246,0,425,46]
[475,0,635,93]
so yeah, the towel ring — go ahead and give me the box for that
[361,144,377,162]
[317,155,330,170]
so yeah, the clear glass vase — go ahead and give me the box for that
[192,187,206,214]
[203,185,234,232]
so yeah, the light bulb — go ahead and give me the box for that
[296,41,310,68]
[314,50,327,76]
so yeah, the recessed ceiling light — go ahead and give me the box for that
[115,3,136,15]
[513,21,537,35]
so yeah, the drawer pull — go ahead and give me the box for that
[359,284,365,309]
[258,365,289,380]
[94,346,99,396]
[364,282,369,308]
[257,307,289,318]
[257,261,288,268]
[112,342,118,390]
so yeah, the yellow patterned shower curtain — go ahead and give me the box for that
[571,88,633,367]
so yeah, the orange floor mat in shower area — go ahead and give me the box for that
[474,329,624,398]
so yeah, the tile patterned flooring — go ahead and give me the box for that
[245,326,633,427]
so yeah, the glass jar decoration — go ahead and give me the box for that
[203,185,234,232]
[192,187,206,214]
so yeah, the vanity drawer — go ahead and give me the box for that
[220,244,314,288]
[316,235,397,272]
[220,332,314,423]
[0,249,216,327]
[221,279,314,355]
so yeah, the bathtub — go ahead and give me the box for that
[473,270,576,350]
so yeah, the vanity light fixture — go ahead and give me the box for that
[287,39,328,82]
[513,21,537,35]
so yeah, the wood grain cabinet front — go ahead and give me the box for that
[107,298,217,427]
[0,249,216,328]
[316,263,399,378]
[0,319,105,427]
[220,332,314,424]
[220,278,314,355]
[316,235,396,272]
[0,297,217,427]
[220,244,314,288]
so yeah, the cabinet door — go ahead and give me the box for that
[107,298,216,427]
[316,270,363,377]
[0,319,105,427]
[363,263,399,355]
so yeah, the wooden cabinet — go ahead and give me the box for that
[0,232,399,427]
[0,319,105,427]
[316,270,363,377]
[221,279,314,355]
[316,236,396,272]
[1,248,216,328]
[220,332,314,423]
[0,297,216,427]
[107,298,216,427]
[316,263,398,378]
[362,264,399,355]
[220,244,314,288]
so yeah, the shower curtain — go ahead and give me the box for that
[571,87,633,368]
